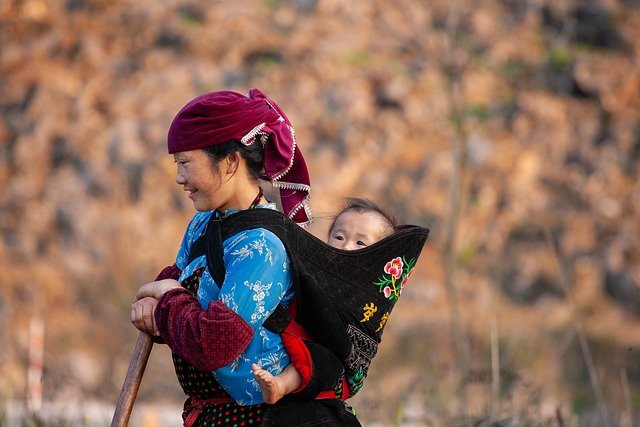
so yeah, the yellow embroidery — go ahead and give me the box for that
[360,303,378,322]
[375,312,389,332]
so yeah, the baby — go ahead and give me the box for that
[252,197,397,404]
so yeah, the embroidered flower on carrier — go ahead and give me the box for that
[383,257,404,279]
[383,286,392,298]
[374,256,417,301]
[401,269,412,290]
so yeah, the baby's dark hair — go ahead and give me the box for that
[328,197,397,239]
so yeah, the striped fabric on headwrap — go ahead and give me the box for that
[167,88,312,226]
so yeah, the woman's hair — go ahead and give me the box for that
[203,140,268,181]
[328,197,398,239]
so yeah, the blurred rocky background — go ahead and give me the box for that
[1,0,640,425]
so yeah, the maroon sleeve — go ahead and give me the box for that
[150,264,183,344]
[154,287,254,371]
[155,264,182,281]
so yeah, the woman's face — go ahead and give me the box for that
[174,149,233,212]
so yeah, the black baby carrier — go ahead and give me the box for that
[188,208,430,398]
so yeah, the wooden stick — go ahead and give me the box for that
[111,332,154,427]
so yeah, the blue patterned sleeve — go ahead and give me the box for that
[217,228,293,329]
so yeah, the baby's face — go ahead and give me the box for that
[327,210,388,250]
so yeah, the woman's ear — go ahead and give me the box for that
[226,152,240,175]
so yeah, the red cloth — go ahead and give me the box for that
[282,330,314,393]
[154,287,254,371]
[167,88,312,225]
[282,320,351,400]
[279,301,314,392]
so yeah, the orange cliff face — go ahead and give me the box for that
[1,0,640,424]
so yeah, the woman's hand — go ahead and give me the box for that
[135,279,181,301]
[131,297,160,336]
[131,279,180,336]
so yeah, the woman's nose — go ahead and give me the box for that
[176,173,186,185]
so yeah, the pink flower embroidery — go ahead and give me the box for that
[401,270,412,289]
[383,286,392,298]
[384,257,404,279]
[375,257,416,302]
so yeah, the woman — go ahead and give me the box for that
[130,88,359,426]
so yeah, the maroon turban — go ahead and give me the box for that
[168,88,312,226]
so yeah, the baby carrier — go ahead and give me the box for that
[188,208,429,397]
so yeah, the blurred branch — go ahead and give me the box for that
[490,313,500,418]
[541,225,610,427]
[620,368,633,427]
[441,0,471,420]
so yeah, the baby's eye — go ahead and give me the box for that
[334,235,344,241]
[356,240,367,247]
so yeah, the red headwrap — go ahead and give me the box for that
[167,88,312,226]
